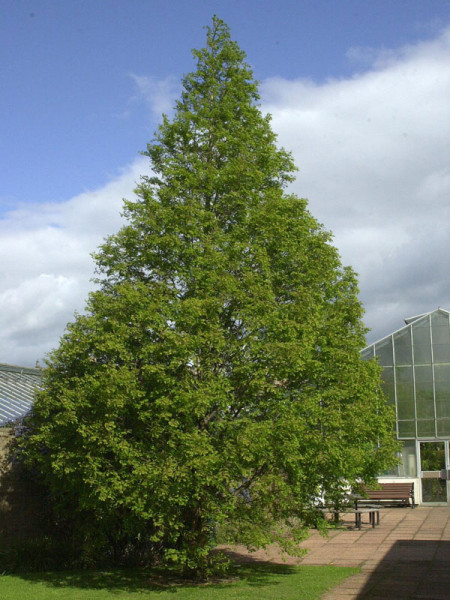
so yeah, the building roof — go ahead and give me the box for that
[0,363,43,426]
[364,307,450,350]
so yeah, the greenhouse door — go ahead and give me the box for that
[419,441,450,505]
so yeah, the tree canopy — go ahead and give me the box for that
[22,17,398,576]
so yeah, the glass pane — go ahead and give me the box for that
[413,344,432,364]
[412,318,431,364]
[380,367,395,404]
[433,344,450,363]
[431,312,450,343]
[436,419,450,436]
[415,366,434,420]
[432,327,450,345]
[396,345,413,365]
[435,365,450,382]
[398,400,415,420]
[436,398,450,420]
[396,367,414,418]
[375,338,393,366]
[396,366,413,384]
[416,382,435,419]
[431,312,450,363]
[412,315,430,329]
[415,365,433,382]
[435,381,450,419]
[394,328,412,365]
[399,440,417,477]
[422,479,447,502]
[420,441,447,503]
[417,420,436,437]
[431,311,449,328]
[398,420,416,438]
[361,347,374,361]
[420,441,445,470]
[435,380,450,398]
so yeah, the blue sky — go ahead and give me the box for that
[1,1,450,365]
[2,0,448,208]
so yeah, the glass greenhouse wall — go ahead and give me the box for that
[362,308,450,504]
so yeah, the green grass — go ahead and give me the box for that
[0,564,359,599]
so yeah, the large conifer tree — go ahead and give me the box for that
[23,18,397,575]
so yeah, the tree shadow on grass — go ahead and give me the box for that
[13,561,298,594]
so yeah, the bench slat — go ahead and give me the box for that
[355,482,415,508]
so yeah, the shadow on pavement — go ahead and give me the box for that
[356,540,450,599]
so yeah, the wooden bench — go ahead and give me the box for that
[354,482,415,509]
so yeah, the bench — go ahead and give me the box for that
[354,482,415,509]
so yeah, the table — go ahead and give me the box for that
[322,507,380,530]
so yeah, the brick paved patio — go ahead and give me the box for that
[222,506,450,599]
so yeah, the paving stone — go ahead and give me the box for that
[219,507,450,599]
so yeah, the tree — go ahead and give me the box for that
[22,17,398,576]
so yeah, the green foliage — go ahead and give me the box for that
[0,537,62,573]
[20,17,398,577]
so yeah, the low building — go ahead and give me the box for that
[0,363,43,426]
[0,364,45,539]
[362,307,450,505]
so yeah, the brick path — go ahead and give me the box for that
[222,506,450,599]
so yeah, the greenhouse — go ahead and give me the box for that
[362,307,450,505]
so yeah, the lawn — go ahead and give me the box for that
[0,564,358,599]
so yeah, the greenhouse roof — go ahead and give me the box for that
[364,307,450,350]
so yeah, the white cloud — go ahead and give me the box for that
[0,159,146,366]
[129,74,180,119]
[263,26,450,343]
[2,27,450,366]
